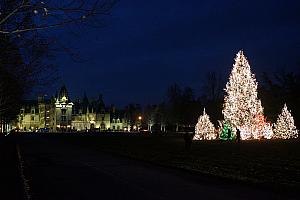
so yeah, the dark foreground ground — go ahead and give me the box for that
[0,136,24,199]
[63,133,300,188]
[1,133,299,199]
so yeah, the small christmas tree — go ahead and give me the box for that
[219,121,235,141]
[194,108,216,140]
[273,104,298,139]
[253,114,273,139]
[262,122,273,139]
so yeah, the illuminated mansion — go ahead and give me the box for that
[17,86,129,132]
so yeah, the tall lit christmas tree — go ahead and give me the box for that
[223,51,264,140]
[273,104,298,139]
[194,108,216,140]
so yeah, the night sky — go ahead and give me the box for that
[48,0,300,107]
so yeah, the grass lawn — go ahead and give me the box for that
[50,133,300,188]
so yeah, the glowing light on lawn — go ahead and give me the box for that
[273,104,298,139]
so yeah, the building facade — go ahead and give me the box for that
[16,86,128,132]
[18,101,40,132]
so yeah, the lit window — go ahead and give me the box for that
[61,116,67,122]
[62,109,66,115]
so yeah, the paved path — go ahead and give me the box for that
[17,136,297,200]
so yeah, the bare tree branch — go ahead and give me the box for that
[0,0,118,34]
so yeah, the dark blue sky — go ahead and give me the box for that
[47,0,300,106]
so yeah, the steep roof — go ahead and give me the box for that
[58,85,70,102]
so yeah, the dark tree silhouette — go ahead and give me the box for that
[0,0,118,34]
[259,69,300,127]
[164,84,202,132]
[0,0,118,133]
[201,71,224,126]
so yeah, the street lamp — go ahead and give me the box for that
[138,116,142,131]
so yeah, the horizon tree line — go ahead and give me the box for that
[142,67,300,133]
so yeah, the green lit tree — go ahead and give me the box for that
[219,121,235,141]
